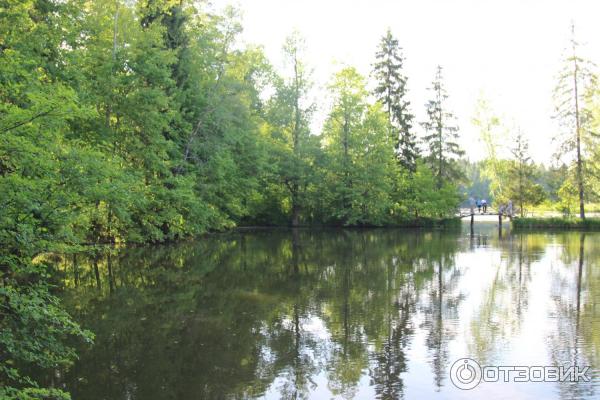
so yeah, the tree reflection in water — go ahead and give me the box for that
[42,227,600,400]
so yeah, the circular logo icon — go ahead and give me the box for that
[450,358,482,390]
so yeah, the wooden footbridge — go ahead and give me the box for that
[457,208,514,225]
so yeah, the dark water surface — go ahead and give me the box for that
[46,224,600,399]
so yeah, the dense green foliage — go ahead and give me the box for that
[1,1,467,397]
[319,68,396,225]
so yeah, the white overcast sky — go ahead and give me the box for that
[212,0,600,164]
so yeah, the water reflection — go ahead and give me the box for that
[45,225,600,399]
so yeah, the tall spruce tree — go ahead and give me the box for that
[421,66,464,188]
[373,29,418,172]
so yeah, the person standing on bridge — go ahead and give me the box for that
[482,199,488,213]
[476,199,482,213]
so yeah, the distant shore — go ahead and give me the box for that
[512,217,600,230]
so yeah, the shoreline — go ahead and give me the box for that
[511,217,600,231]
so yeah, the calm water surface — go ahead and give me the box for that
[47,224,600,399]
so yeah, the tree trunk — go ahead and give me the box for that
[519,161,524,217]
[573,45,586,219]
[520,199,524,218]
[342,113,351,216]
[437,86,443,189]
[290,49,302,227]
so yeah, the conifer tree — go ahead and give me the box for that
[553,23,597,219]
[373,29,418,172]
[421,66,464,188]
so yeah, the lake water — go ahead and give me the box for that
[46,224,600,399]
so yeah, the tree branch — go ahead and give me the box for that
[1,108,57,134]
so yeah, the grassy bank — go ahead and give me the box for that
[512,217,600,230]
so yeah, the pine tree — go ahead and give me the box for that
[553,23,597,219]
[373,29,418,172]
[421,66,464,188]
